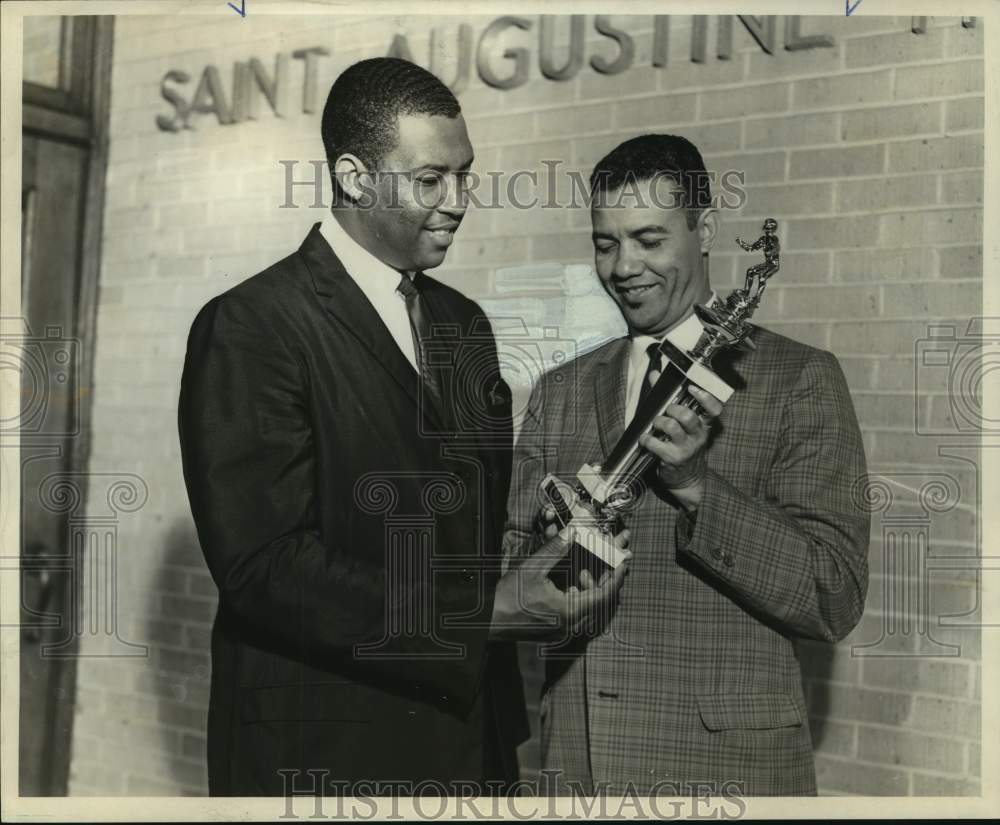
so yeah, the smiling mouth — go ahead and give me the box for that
[425,227,457,243]
[616,284,657,297]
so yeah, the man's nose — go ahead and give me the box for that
[613,249,643,279]
[438,174,469,218]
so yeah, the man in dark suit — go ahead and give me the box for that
[505,134,870,796]
[178,58,628,796]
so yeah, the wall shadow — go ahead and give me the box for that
[143,517,215,795]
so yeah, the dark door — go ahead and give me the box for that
[16,15,113,796]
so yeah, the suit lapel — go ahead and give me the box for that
[594,339,631,461]
[298,223,444,431]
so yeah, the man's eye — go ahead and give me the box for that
[639,240,662,250]
[416,177,439,187]
[595,244,614,255]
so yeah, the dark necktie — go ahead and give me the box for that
[637,341,663,407]
[397,273,449,424]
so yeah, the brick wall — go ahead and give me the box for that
[62,14,982,795]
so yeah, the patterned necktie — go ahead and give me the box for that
[397,273,448,423]
[637,341,663,407]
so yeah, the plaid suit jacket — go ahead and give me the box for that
[504,325,869,797]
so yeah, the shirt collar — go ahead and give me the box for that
[629,292,717,365]
[318,211,414,292]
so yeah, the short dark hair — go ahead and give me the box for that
[589,134,712,229]
[321,57,461,195]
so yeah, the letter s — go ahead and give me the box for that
[156,70,191,132]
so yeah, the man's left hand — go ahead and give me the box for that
[638,385,724,511]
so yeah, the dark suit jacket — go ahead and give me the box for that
[505,327,870,796]
[178,223,527,795]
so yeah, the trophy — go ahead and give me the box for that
[541,218,781,572]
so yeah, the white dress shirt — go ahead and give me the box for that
[623,295,716,425]
[319,212,418,370]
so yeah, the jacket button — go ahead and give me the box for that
[711,547,724,560]
[722,552,735,567]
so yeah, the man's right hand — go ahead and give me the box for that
[489,527,631,641]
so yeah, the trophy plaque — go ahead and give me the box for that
[541,218,781,572]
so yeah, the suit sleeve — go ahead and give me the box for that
[178,293,489,707]
[676,351,870,642]
[465,307,515,557]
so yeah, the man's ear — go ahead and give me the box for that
[697,208,720,254]
[333,153,371,203]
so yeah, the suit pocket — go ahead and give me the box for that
[240,682,373,723]
[696,692,805,731]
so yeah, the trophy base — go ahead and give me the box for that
[540,474,629,575]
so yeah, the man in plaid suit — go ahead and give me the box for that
[504,135,870,797]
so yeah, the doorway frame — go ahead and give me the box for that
[21,14,114,795]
